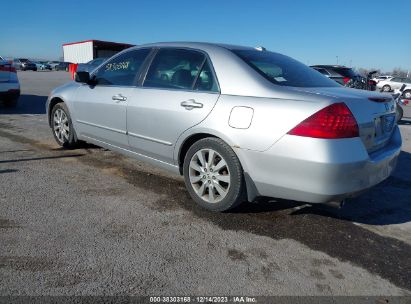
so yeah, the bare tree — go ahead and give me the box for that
[355,67,381,76]
[354,67,409,77]
[391,67,408,77]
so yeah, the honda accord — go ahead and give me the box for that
[46,42,401,211]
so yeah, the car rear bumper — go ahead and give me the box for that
[239,127,401,203]
[0,83,21,101]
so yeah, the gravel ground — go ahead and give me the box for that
[0,71,410,297]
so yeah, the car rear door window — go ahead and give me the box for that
[233,50,338,87]
[93,48,151,86]
[143,49,205,90]
[193,60,219,92]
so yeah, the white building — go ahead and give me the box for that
[62,40,134,63]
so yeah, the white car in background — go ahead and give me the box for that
[0,56,20,108]
[372,75,393,83]
[400,84,411,99]
[377,77,411,92]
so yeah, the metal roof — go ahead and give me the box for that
[62,40,135,47]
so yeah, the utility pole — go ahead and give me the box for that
[336,56,339,65]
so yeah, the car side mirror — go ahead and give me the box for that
[75,71,91,83]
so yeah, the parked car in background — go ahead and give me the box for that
[0,57,20,107]
[76,57,108,73]
[399,84,411,99]
[47,61,60,70]
[376,77,411,92]
[13,58,37,71]
[55,62,71,71]
[46,42,401,212]
[311,65,376,91]
[40,61,52,70]
[34,61,52,70]
[310,65,360,85]
[372,75,393,83]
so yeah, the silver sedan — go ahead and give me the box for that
[46,42,401,211]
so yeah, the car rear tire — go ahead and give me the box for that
[51,102,79,148]
[403,90,411,99]
[183,137,246,212]
[382,85,391,92]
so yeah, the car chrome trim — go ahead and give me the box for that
[128,131,173,146]
[76,119,126,135]
[137,86,220,95]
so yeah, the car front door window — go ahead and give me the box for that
[93,49,151,86]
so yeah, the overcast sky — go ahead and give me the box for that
[1,0,410,72]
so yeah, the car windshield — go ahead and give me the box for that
[20,59,29,62]
[232,50,339,87]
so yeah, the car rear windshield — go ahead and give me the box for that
[331,67,357,78]
[232,50,339,87]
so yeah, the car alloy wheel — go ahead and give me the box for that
[403,91,411,99]
[183,138,246,212]
[53,108,70,144]
[382,85,391,92]
[51,103,80,148]
[189,148,231,203]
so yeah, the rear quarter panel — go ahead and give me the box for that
[175,94,330,157]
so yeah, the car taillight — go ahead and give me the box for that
[0,65,16,73]
[343,77,350,84]
[287,103,359,139]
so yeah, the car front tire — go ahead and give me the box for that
[183,137,246,212]
[382,85,391,92]
[51,103,79,148]
[403,90,411,99]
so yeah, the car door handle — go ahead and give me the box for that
[112,94,127,102]
[180,99,203,110]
